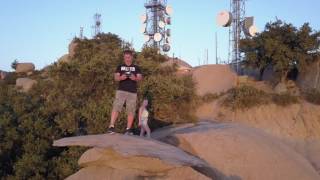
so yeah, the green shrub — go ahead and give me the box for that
[200,93,220,103]
[0,33,198,179]
[223,85,300,109]
[272,93,299,106]
[304,88,320,105]
[222,85,270,110]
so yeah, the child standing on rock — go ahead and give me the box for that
[139,99,151,138]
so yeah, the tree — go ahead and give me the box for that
[11,59,18,70]
[240,20,318,82]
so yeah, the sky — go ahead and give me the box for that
[1,0,320,71]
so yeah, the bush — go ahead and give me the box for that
[222,85,270,110]
[222,85,299,110]
[304,88,320,105]
[200,93,220,103]
[0,33,198,179]
[272,93,299,106]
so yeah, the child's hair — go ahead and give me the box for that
[141,98,149,109]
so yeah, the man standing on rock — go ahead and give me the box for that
[108,49,143,135]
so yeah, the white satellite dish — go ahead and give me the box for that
[165,37,171,44]
[140,14,147,23]
[166,29,171,36]
[159,21,166,29]
[216,10,232,27]
[248,25,259,36]
[166,5,173,15]
[154,33,163,42]
[166,17,171,25]
[163,44,171,52]
[144,35,150,42]
[141,24,147,33]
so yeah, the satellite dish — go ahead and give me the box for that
[141,24,147,33]
[154,33,163,42]
[166,29,171,36]
[140,14,147,23]
[166,6,173,15]
[163,44,171,52]
[248,25,259,37]
[243,17,254,30]
[216,10,232,27]
[144,35,150,42]
[159,21,166,29]
[166,17,171,25]
[165,37,171,44]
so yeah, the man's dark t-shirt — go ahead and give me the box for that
[115,64,141,93]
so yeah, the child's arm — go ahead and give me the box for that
[138,107,142,126]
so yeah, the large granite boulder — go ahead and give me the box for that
[54,122,320,180]
[192,65,237,96]
[53,134,215,180]
[153,122,320,180]
[15,63,35,73]
[16,78,37,92]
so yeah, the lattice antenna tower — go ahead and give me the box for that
[141,0,172,53]
[92,13,102,37]
[79,27,84,39]
[228,0,246,66]
[217,0,258,71]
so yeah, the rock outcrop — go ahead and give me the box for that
[192,65,237,96]
[53,134,215,180]
[153,122,320,180]
[196,101,320,141]
[68,40,78,58]
[58,54,71,64]
[0,70,8,80]
[15,63,35,73]
[16,78,37,92]
[54,122,320,180]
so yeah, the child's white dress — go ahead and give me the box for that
[141,108,149,126]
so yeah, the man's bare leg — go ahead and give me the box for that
[126,113,134,129]
[109,111,119,127]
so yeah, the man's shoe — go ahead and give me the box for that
[108,127,116,134]
[124,128,134,135]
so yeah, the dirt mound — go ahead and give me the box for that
[192,65,237,96]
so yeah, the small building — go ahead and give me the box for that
[161,57,192,74]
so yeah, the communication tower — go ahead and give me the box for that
[92,13,102,36]
[141,0,172,53]
[216,0,258,71]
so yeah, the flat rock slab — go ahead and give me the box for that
[53,133,209,169]
[154,122,320,180]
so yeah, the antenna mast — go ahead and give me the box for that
[92,13,102,37]
[79,27,84,39]
[229,0,245,71]
[141,0,172,53]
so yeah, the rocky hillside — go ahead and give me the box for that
[51,64,320,180]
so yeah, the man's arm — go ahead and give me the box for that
[129,73,142,82]
[115,73,127,81]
